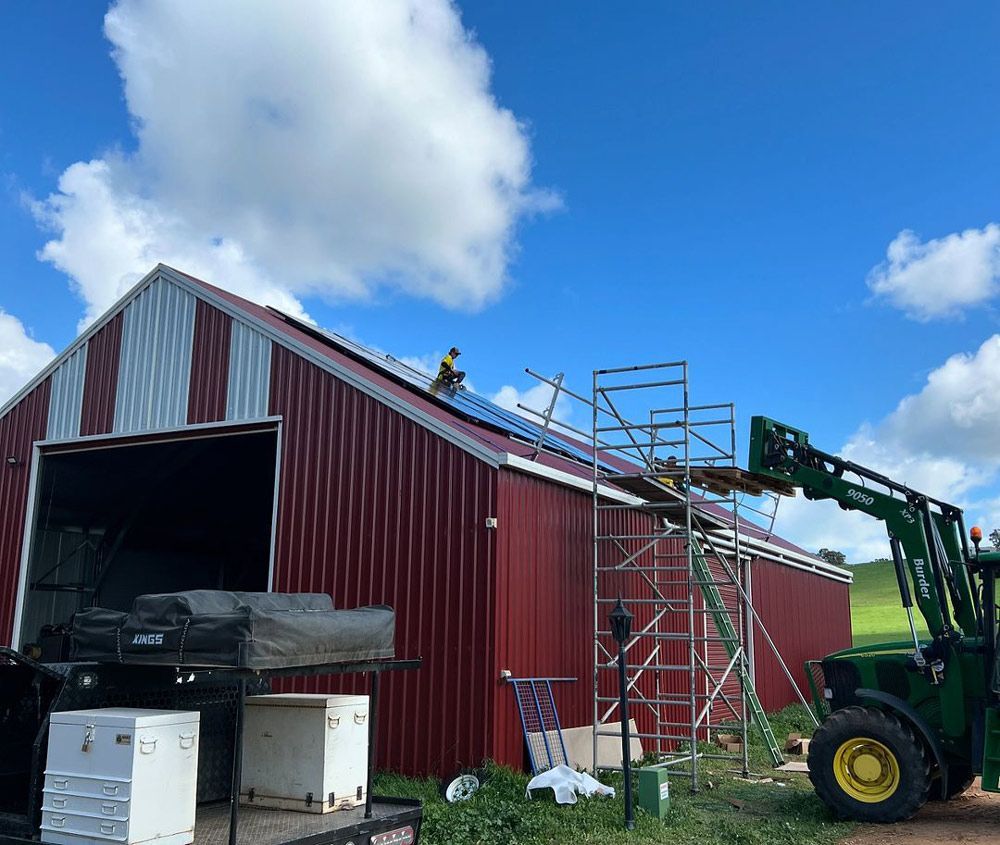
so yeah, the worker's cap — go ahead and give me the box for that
[450,347,461,356]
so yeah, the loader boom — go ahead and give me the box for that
[749,416,977,643]
[748,420,1000,821]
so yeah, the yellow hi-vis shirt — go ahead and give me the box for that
[438,354,455,379]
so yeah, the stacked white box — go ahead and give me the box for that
[240,694,369,813]
[41,709,200,845]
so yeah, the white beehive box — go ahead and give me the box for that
[240,693,369,813]
[41,708,200,845]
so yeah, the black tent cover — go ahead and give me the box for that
[70,591,395,668]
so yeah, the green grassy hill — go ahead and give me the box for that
[849,560,929,647]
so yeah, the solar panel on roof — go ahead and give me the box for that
[266,307,614,471]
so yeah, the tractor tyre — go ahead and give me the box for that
[808,705,930,822]
[929,764,975,801]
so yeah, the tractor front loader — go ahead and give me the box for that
[749,416,1000,822]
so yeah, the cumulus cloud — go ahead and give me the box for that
[32,0,555,328]
[774,336,1000,562]
[32,160,307,331]
[867,225,1000,321]
[883,335,1000,464]
[492,380,573,427]
[0,311,55,404]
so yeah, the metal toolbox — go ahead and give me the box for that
[41,708,199,845]
[240,694,369,813]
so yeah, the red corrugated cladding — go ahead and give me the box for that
[267,346,497,776]
[493,471,679,766]
[80,312,123,436]
[751,558,852,711]
[187,301,231,424]
[0,381,51,641]
[493,471,592,768]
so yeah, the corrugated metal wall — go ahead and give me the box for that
[0,381,50,641]
[268,345,497,776]
[114,279,196,433]
[46,346,87,440]
[80,312,123,436]
[493,471,592,768]
[750,558,852,711]
[188,301,232,425]
[493,471,676,767]
[227,322,271,421]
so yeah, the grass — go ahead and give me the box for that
[849,560,927,647]
[373,705,853,845]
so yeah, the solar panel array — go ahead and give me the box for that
[268,308,610,470]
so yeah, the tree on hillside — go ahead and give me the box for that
[818,548,847,567]
[990,529,1000,552]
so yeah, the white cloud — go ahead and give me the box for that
[492,380,573,427]
[867,225,1000,321]
[774,337,1000,562]
[32,0,556,328]
[0,311,55,404]
[32,160,307,331]
[883,335,1000,464]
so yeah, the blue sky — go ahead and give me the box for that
[2,2,1000,561]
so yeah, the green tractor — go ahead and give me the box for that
[749,416,1000,822]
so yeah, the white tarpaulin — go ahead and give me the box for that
[525,765,616,805]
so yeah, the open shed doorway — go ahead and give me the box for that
[15,426,279,659]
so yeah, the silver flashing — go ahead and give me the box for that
[114,278,196,433]
[46,344,88,440]
[227,322,272,421]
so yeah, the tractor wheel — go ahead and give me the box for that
[808,705,930,822]
[929,765,975,800]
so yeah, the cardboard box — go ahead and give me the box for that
[714,734,743,753]
[784,733,810,755]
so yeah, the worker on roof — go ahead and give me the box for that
[436,347,466,388]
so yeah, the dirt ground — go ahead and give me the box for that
[840,780,1000,844]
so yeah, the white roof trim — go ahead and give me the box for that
[502,454,851,583]
[0,267,164,424]
[158,266,504,468]
[500,453,646,505]
[707,529,853,584]
[0,265,502,469]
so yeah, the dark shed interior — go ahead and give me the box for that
[17,429,277,657]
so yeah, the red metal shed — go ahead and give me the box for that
[0,265,852,776]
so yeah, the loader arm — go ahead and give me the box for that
[748,416,977,642]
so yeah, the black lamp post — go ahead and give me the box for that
[609,598,635,831]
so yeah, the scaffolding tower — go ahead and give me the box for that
[590,361,785,790]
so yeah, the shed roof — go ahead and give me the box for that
[0,264,847,581]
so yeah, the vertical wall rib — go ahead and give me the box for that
[0,380,50,642]
[114,279,196,433]
[46,345,87,440]
[226,322,271,421]
[80,312,124,437]
[188,300,232,425]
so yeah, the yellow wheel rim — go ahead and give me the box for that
[833,737,900,803]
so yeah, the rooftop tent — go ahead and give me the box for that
[15,427,278,657]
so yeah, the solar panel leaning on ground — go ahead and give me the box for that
[267,307,618,472]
